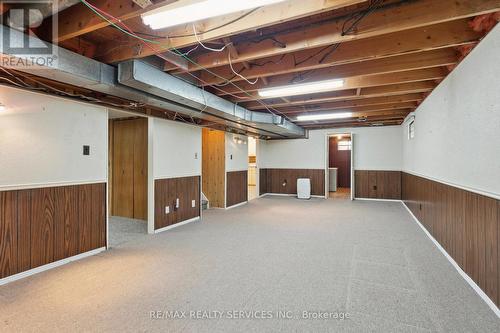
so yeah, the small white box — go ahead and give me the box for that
[297,178,311,200]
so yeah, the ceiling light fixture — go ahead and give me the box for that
[142,0,286,30]
[258,79,345,98]
[296,112,353,122]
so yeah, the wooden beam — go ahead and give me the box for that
[300,112,410,128]
[44,0,178,42]
[220,67,447,100]
[287,102,418,116]
[266,94,423,114]
[96,0,366,63]
[195,19,478,86]
[214,48,457,94]
[170,0,500,72]
[241,81,436,110]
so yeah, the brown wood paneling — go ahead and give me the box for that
[260,169,325,196]
[91,183,107,249]
[227,171,248,207]
[133,118,148,220]
[355,170,401,200]
[202,128,226,208]
[402,172,499,307]
[112,119,135,218]
[17,190,31,272]
[111,118,147,220]
[0,191,18,278]
[329,137,351,188]
[30,187,55,268]
[259,169,268,195]
[0,183,106,279]
[154,176,200,230]
[54,186,79,261]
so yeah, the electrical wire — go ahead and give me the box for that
[192,24,230,52]
[228,52,258,85]
[79,0,292,121]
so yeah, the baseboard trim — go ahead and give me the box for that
[354,197,402,203]
[154,216,200,234]
[260,193,325,198]
[226,201,248,210]
[401,202,500,318]
[0,247,106,286]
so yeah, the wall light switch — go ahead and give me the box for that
[192,200,196,208]
[165,206,170,214]
[194,152,198,159]
[176,198,180,209]
[230,154,233,160]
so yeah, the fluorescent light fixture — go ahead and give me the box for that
[258,79,345,98]
[142,0,286,30]
[296,112,353,122]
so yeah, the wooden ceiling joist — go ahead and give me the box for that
[167,0,500,73]
[194,19,479,86]
[211,48,457,95]
[95,0,367,63]
[287,102,417,117]
[221,67,447,100]
[241,81,436,110]
[263,94,423,114]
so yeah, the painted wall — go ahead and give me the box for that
[0,86,107,189]
[260,126,403,171]
[152,118,201,178]
[402,24,500,197]
[225,133,248,172]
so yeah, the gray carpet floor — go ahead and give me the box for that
[108,216,147,247]
[0,197,498,332]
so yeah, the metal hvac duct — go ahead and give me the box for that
[0,25,306,139]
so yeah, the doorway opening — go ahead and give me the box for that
[327,133,352,200]
[108,109,148,247]
[248,137,258,200]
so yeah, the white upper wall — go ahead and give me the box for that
[225,133,249,172]
[402,24,500,197]
[260,126,403,170]
[0,86,107,189]
[152,118,201,178]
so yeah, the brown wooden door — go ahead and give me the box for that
[111,118,148,220]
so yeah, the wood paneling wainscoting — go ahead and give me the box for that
[154,176,200,230]
[226,171,248,207]
[0,183,106,279]
[402,172,499,307]
[355,170,401,200]
[259,169,325,196]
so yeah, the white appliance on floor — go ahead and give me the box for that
[297,178,311,199]
[329,167,338,192]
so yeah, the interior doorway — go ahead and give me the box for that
[108,109,148,246]
[248,137,258,200]
[327,133,352,200]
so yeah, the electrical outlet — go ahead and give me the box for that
[176,198,180,209]
[165,206,170,214]
[192,200,196,208]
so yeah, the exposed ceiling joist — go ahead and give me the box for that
[264,94,423,114]
[289,102,418,116]
[194,19,479,86]
[168,0,500,73]
[212,48,457,95]
[96,0,367,63]
[241,81,436,110]
[220,67,447,100]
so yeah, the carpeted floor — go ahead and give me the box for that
[0,197,498,332]
[108,216,148,248]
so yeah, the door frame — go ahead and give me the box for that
[324,131,354,200]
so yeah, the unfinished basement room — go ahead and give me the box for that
[1,0,500,332]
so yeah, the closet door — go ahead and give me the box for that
[112,120,135,218]
[133,118,148,220]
